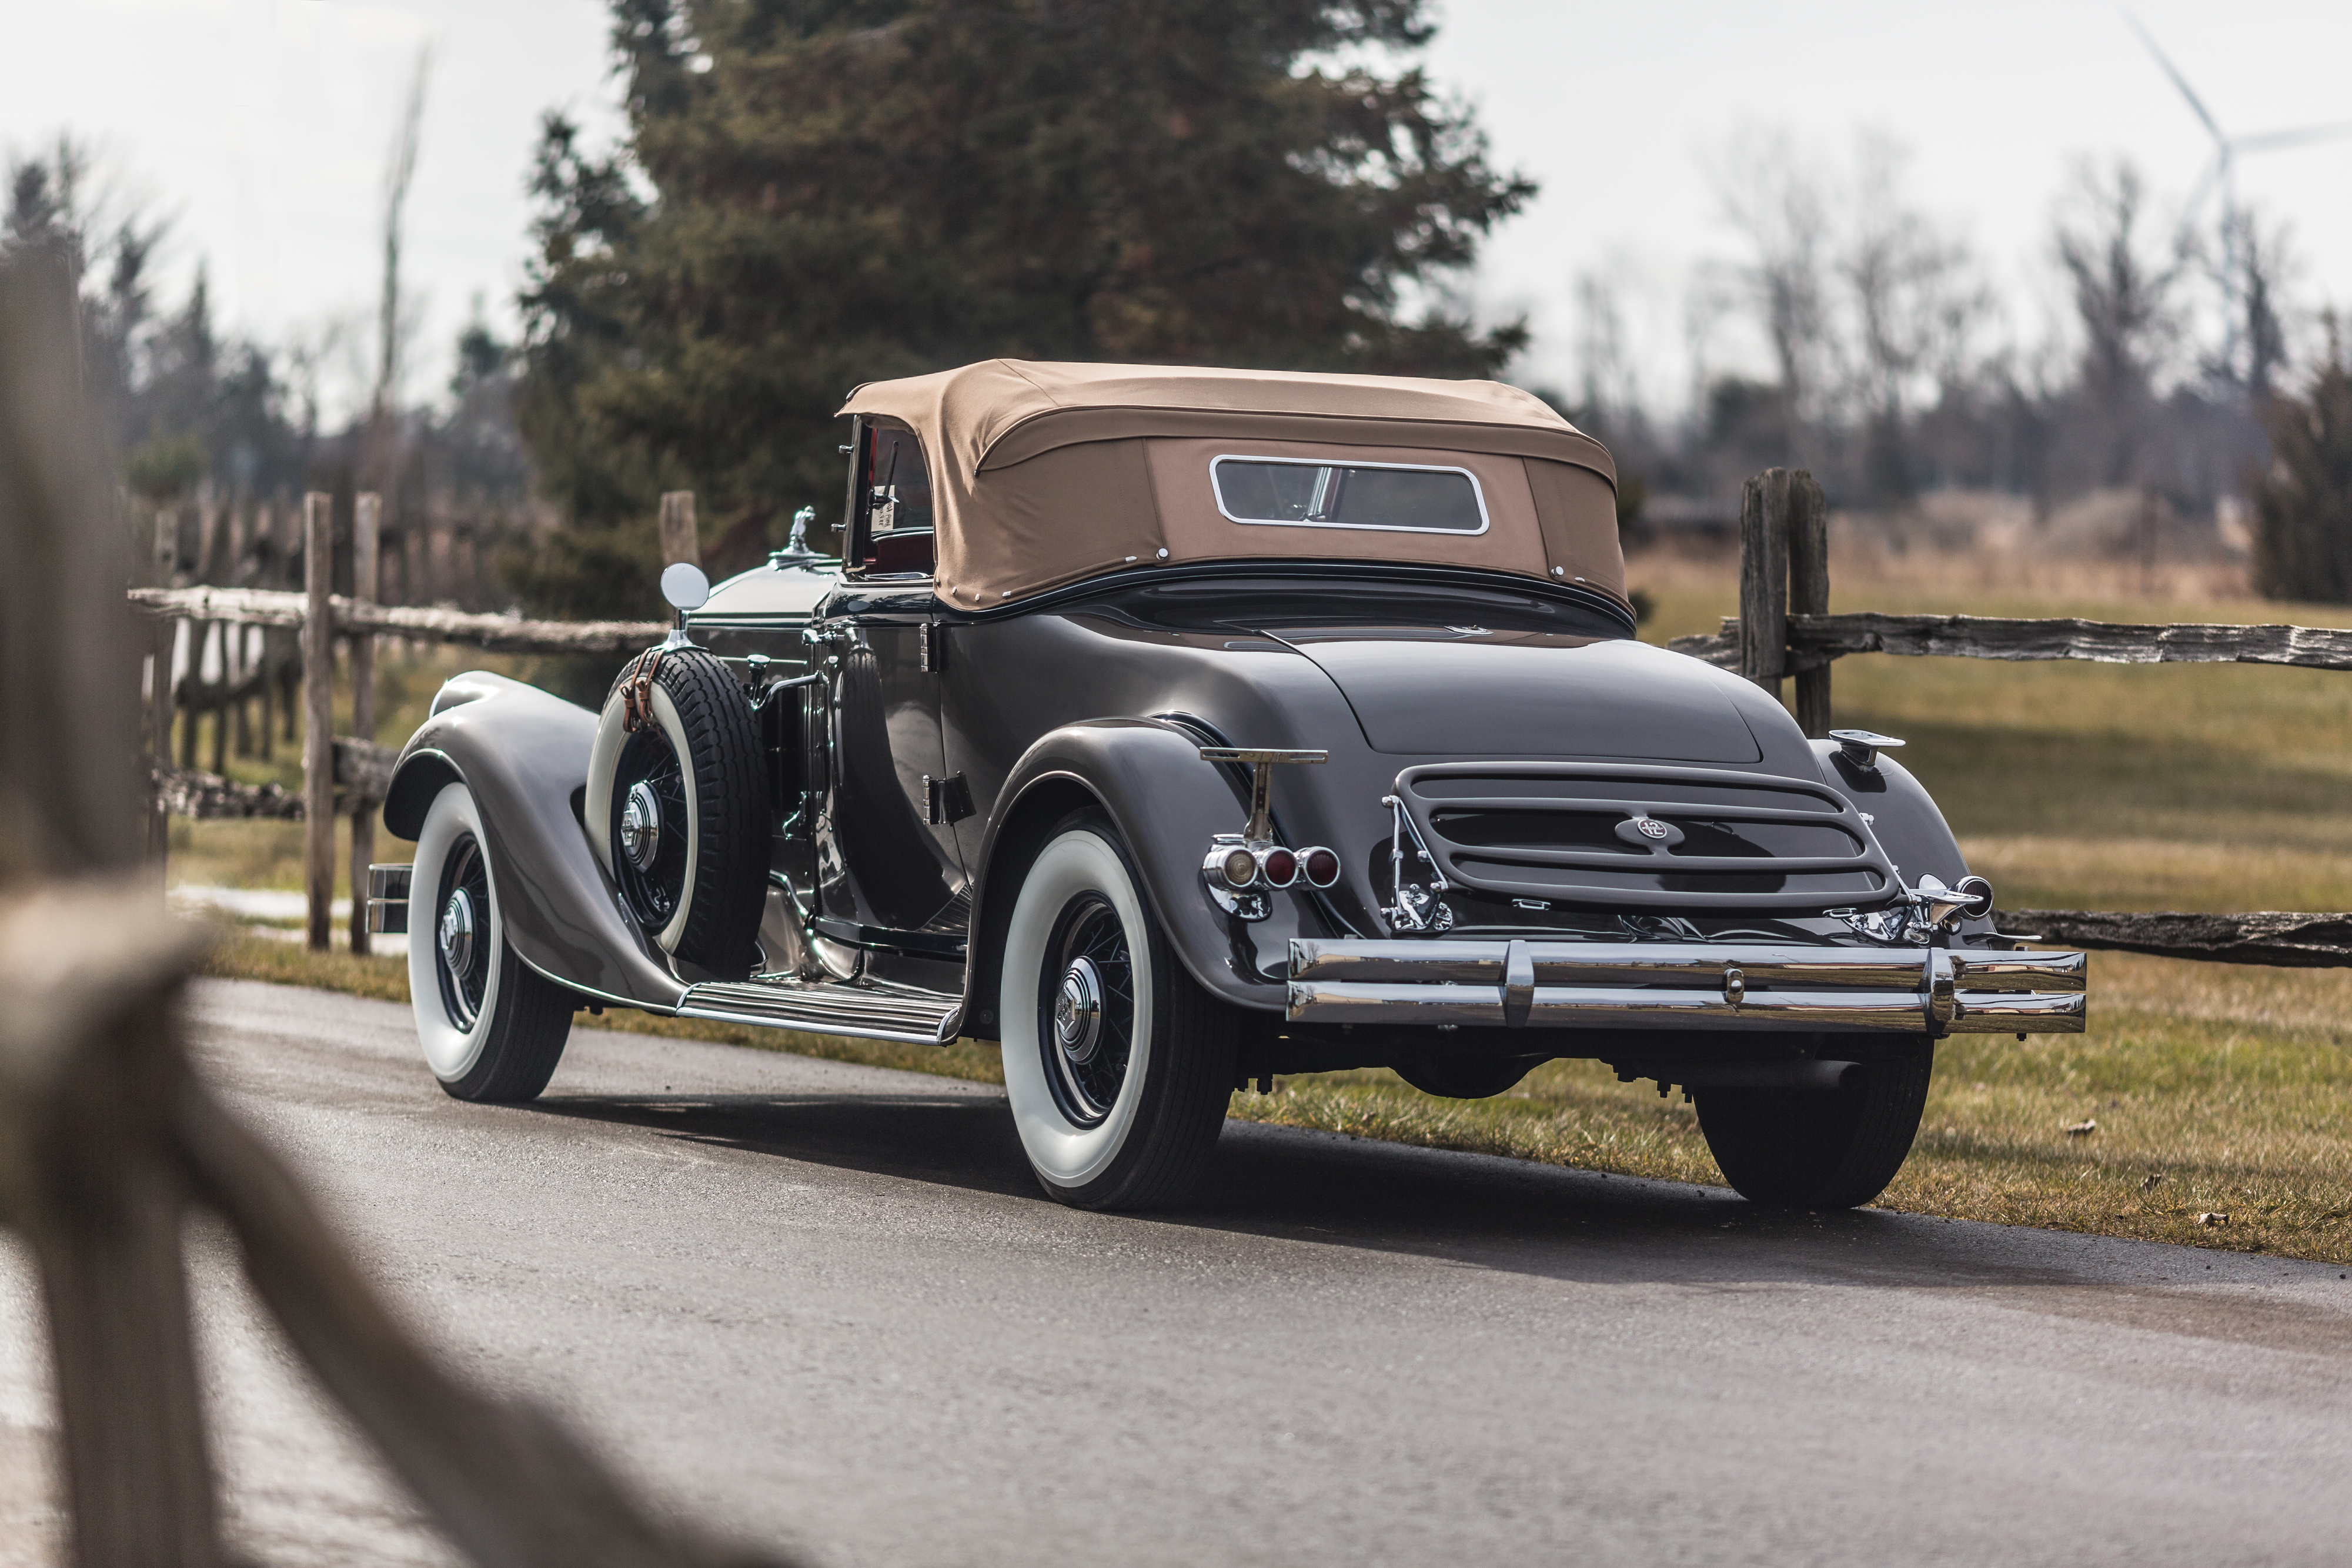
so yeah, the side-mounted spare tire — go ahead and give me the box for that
[585,645,768,977]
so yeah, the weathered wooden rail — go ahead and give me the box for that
[1670,611,2352,672]
[4,246,791,1568]
[131,584,667,656]
[1687,469,2352,968]
[138,534,667,951]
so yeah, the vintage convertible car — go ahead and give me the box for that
[370,361,2086,1212]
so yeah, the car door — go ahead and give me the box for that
[809,419,969,945]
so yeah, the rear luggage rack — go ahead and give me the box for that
[1393,761,1897,914]
[1288,938,2086,1035]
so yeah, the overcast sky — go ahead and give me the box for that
[8,0,2350,422]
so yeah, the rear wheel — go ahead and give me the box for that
[999,813,1237,1210]
[408,781,574,1102]
[1695,1045,1931,1209]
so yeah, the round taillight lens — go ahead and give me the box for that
[1301,847,1341,888]
[1221,847,1259,888]
[1261,847,1298,888]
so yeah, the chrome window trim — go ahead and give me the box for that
[1208,453,1492,536]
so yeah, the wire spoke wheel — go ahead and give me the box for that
[610,726,692,933]
[999,814,1238,1210]
[1037,891,1137,1127]
[407,783,574,1102]
[585,646,769,976]
[435,833,495,1030]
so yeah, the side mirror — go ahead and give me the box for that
[660,561,710,613]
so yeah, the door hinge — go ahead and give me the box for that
[923,773,974,825]
[918,620,944,672]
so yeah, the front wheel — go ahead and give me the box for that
[1694,1044,1931,1209]
[999,813,1237,1210]
[407,781,575,1102]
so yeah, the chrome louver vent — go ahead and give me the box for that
[1394,762,1895,913]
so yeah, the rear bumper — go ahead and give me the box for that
[1287,939,2084,1035]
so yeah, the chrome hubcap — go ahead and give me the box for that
[437,887,476,982]
[619,780,662,871]
[1054,956,1104,1065]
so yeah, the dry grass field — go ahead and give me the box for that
[185,539,2352,1262]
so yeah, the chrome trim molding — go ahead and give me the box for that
[1389,760,1897,914]
[1287,938,2086,1035]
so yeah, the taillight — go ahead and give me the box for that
[1220,847,1258,888]
[1300,847,1341,888]
[1260,847,1299,888]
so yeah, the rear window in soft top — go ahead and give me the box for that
[1210,456,1488,534]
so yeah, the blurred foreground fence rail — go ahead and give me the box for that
[2,248,784,1567]
[1679,467,2352,969]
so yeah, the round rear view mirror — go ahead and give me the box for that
[659,561,710,613]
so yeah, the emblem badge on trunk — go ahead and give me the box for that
[1616,815,1683,849]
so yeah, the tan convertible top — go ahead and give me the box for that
[837,360,1625,611]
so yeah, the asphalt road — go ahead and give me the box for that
[6,978,2351,1566]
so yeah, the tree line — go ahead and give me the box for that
[11,1,2351,611]
[1573,131,2349,594]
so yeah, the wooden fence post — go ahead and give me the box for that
[1,242,226,1568]
[349,494,380,957]
[1788,470,1831,737]
[1737,469,1790,696]
[658,490,699,566]
[302,492,334,952]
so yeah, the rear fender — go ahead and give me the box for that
[965,719,1297,1038]
[1812,740,1995,940]
[385,671,686,1011]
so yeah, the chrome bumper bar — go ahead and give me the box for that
[1287,940,2085,1035]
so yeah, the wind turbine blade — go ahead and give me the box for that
[2232,122,2352,154]
[2125,11,2225,143]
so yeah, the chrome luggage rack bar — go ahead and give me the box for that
[1287,939,2086,1035]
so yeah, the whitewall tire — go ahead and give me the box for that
[407,781,575,1102]
[999,813,1236,1209]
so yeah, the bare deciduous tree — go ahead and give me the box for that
[1712,129,1835,459]
[2052,158,2186,485]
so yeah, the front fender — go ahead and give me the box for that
[968,719,1307,1031]
[385,671,686,1011]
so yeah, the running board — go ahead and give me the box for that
[676,977,964,1046]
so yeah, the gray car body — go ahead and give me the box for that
[385,556,1981,1066]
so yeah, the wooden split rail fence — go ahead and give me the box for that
[135,510,666,952]
[1669,467,2352,967]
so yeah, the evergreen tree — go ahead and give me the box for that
[2252,319,2352,603]
[514,0,1532,616]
